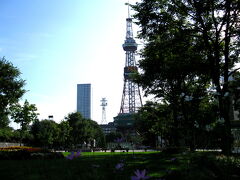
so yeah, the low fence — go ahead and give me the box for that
[107,142,133,149]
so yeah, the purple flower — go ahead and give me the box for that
[131,169,150,180]
[74,151,81,158]
[115,163,124,170]
[170,157,177,162]
[66,151,81,160]
[66,155,73,160]
[66,152,74,160]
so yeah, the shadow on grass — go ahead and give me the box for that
[0,151,240,180]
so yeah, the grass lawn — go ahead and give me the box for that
[0,151,239,180]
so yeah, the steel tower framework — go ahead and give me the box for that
[100,98,107,124]
[119,10,142,114]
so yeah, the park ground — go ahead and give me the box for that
[0,150,240,180]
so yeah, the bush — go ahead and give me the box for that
[30,152,64,159]
[0,149,64,160]
[0,150,31,160]
[162,153,240,180]
[111,148,115,152]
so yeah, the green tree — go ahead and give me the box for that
[135,101,172,147]
[30,119,41,146]
[132,0,240,154]
[56,120,72,149]
[228,72,240,118]
[86,120,106,148]
[0,127,14,142]
[10,100,38,145]
[0,57,25,128]
[65,112,84,127]
[11,100,38,131]
[130,0,211,146]
[180,94,219,150]
[65,112,105,148]
[34,120,59,148]
[65,112,85,146]
[105,132,122,143]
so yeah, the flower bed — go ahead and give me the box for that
[0,146,42,152]
[0,146,64,160]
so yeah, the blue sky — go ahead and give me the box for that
[0,0,142,125]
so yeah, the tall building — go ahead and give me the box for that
[77,84,91,119]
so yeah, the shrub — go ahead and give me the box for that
[0,146,64,160]
[0,150,31,160]
[30,152,64,159]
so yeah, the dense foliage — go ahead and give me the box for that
[10,100,38,144]
[132,0,240,154]
[29,112,105,149]
[0,57,25,128]
[65,112,106,149]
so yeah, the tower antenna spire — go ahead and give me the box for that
[125,1,130,18]
[128,0,130,18]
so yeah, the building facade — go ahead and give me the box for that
[100,122,116,135]
[77,84,91,119]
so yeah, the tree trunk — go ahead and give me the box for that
[218,95,233,155]
[172,103,180,147]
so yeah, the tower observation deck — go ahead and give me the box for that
[114,7,142,129]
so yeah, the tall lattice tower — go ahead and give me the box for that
[114,5,142,129]
[100,98,107,124]
[120,6,142,114]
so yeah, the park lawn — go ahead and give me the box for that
[0,151,239,180]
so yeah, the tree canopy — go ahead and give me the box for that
[10,100,38,144]
[65,112,105,148]
[132,0,240,154]
[11,100,38,131]
[0,57,25,128]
